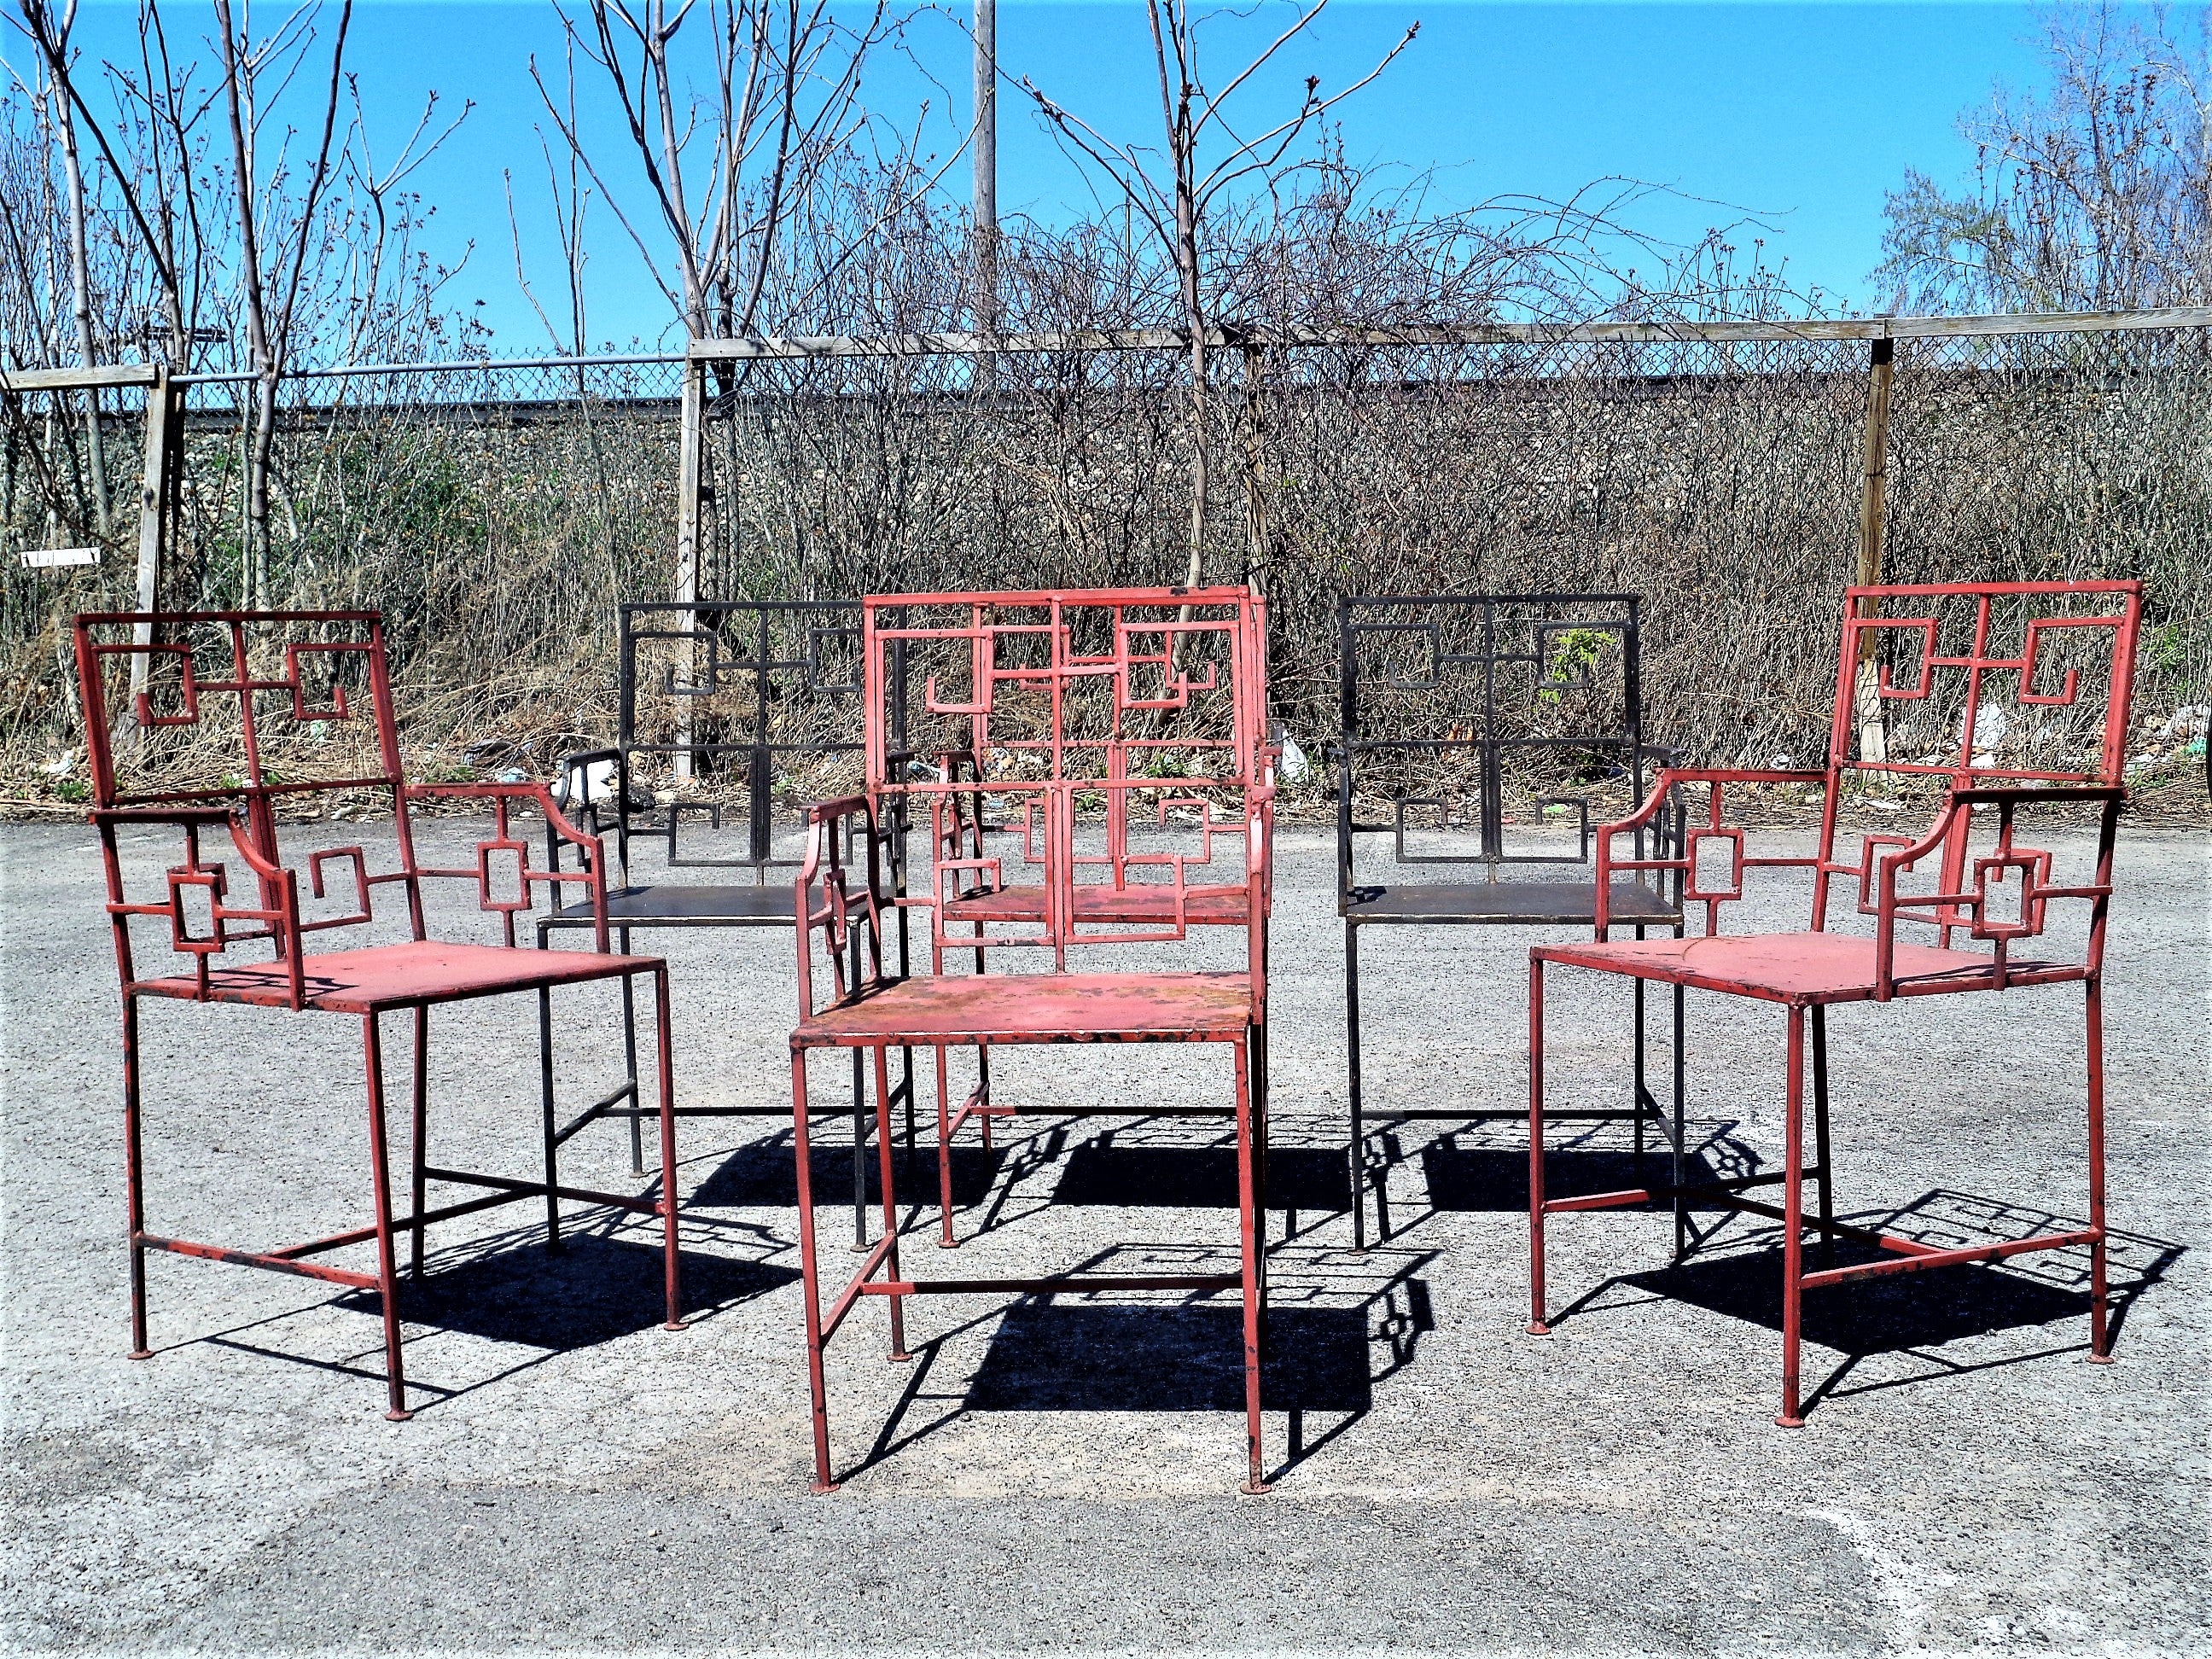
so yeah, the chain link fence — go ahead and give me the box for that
[3,323,2206,815]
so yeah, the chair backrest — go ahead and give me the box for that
[1810,578,2144,946]
[1338,593,1657,894]
[856,587,1272,980]
[73,610,606,1007]
[1824,580,2142,792]
[601,600,879,883]
[1621,580,2142,955]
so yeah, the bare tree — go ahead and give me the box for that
[1877,3,2212,311]
[1017,0,1417,588]
[971,0,996,341]
[533,0,917,343]
[15,0,114,530]
[212,0,356,598]
[509,35,595,358]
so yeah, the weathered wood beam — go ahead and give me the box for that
[0,362,162,393]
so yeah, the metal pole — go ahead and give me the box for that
[1854,335,1895,766]
[674,359,705,783]
[972,0,998,370]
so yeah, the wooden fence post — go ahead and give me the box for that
[126,367,181,745]
[1854,335,1895,765]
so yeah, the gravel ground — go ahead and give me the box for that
[1,818,2206,1657]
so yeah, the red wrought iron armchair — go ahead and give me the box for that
[785,587,1276,1493]
[1525,579,2142,1426]
[73,611,684,1421]
[887,589,1274,1249]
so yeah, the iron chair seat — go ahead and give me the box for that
[1343,878,1679,927]
[547,881,894,928]
[795,970,1255,1045]
[1536,931,2079,1005]
[133,940,655,1013]
[1526,579,2145,1429]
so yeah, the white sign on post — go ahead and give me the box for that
[17,547,101,568]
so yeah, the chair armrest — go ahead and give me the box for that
[1865,784,2125,1001]
[551,748,622,834]
[1593,768,1830,935]
[90,806,312,1007]
[217,815,308,1007]
[794,795,886,1022]
[1949,784,2128,807]
[400,782,609,950]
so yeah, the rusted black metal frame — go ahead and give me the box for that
[1336,593,1686,1248]
[538,600,915,1245]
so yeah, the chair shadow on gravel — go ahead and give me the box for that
[209,1225,795,1413]
[1051,1142,1353,1213]
[1550,1187,2184,1417]
[692,1134,1004,1209]
[1363,1120,1759,1241]
[362,1232,797,1348]
[843,1244,1437,1488]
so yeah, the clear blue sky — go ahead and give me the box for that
[45,3,2181,350]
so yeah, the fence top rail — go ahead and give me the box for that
[6,306,2208,394]
[689,307,2212,360]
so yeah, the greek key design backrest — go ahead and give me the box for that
[861,587,1271,974]
[1813,580,2143,954]
[1338,594,1651,886]
[76,609,402,814]
[614,600,878,880]
[1826,582,2141,792]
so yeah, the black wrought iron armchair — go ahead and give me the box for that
[542,601,911,1237]
[1336,592,1684,1244]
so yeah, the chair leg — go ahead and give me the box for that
[537,986,562,1253]
[1252,1018,1272,1249]
[1776,1005,1807,1429]
[363,1013,411,1422]
[899,1042,918,1188]
[934,1045,958,1249]
[620,926,644,1175]
[1235,1036,1270,1495]
[790,1045,838,1493]
[1633,949,1647,1172]
[1253,1019,1272,1293]
[122,997,151,1360]
[2087,976,2113,1363]
[1527,957,1550,1336]
[1345,920,1367,1249]
[1811,1004,1836,1270]
[651,967,685,1332]
[1671,979,1687,1264]
[976,1047,995,1152]
[871,1045,911,1363]
[405,1009,429,1278]
[850,1047,870,1250]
